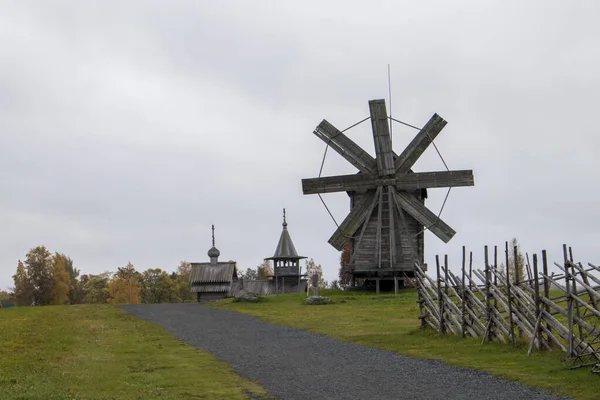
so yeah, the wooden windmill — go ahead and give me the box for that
[301,99,474,291]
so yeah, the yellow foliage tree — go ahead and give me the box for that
[256,260,273,280]
[109,262,141,304]
[51,253,71,305]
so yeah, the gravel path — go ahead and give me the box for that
[122,303,569,400]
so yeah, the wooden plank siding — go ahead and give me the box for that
[348,187,425,274]
[242,280,276,295]
[302,170,474,194]
[197,292,227,303]
[273,266,300,276]
[191,283,232,292]
[387,185,396,265]
[349,189,380,266]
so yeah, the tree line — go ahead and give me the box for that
[1,246,346,308]
[3,245,194,307]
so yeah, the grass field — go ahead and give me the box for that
[0,305,267,400]
[214,288,600,400]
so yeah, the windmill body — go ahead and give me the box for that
[302,99,474,289]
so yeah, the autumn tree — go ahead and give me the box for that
[83,273,112,304]
[238,267,256,281]
[71,274,91,304]
[257,260,273,280]
[338,241,352,287]
[140,268,177,303]
[50,253,70,305]
[12,260,34,306]
[13,246,55,306]
[62,255,81,304]
[173,261,193,302]
[108,262,141,304]
[305,258,327,289]
[0,290,14,308]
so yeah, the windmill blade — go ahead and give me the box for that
[301,169,474,195]
[393,191,456,243]
[395,170,474,190]
[302,172,383,194]
[394,114,447,173]
[369,99,395,176]
[314,120,376,173]
[328,189,379,250]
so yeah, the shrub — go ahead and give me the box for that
[233,291,261,303]
[305,296,332,305]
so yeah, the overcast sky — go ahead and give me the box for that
[1,1,599,290]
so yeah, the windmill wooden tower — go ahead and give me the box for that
[301,99,474,291]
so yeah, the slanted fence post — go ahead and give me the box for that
[514,244,522,340]
[415,243,600,372]
[505,241,515,346]
[568,247,584,343]
[436,255,444,336]
[461,246,467,338]
[493,246,498,319]
[482,245,493,344]
[535,254,544,350]
[417,267,426,329]
[528,253,542,355]
[444,254,449,309]
[469,251,473,290]
[564,244,574,357]
[542,250,551,341]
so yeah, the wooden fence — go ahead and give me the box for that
[415,243,600,373]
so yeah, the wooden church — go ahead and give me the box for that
[189,214,307,300]
[189,225,240,302]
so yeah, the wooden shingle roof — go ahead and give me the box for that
[266,209,307,261]
[190,262,237,284]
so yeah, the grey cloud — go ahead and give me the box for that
[1,1,599,290]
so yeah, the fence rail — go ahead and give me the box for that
[416,243,600,373]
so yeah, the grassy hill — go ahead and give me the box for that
[0,305,267,400]
[2,290,598,399]
[214,288,600,400]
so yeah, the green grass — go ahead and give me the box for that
[0,305,267,400]
[214,289,600,400]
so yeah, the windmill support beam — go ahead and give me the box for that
[302,170,474,194]
[314,120,377,173]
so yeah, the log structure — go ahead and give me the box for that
[190,225,239,302]
[416,243,600,373]
[264,209,307,294]
[302,99,474,290]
